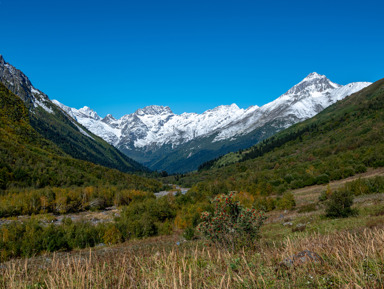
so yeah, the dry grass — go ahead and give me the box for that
[293,167,384,207]
[1,228,384,288]
[2,177,384,288]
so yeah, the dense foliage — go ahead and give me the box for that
[197,193,266,250]
[0,187,161,217]
[0,191,211,261]
[2,174,384,261]
[0,218,106,261]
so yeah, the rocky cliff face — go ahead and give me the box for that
[0,55,52,109]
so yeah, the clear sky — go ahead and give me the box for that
[1,0,383,117]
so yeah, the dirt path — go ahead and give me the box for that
[292,167,384,205]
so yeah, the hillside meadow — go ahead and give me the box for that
[1,178,384,288]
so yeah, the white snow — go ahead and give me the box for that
[33,98,53,114]
[213,76,370,141]
[73,122,95,140]
[53,73,372,152]
[31,87,40,95]
[52,100,121,145]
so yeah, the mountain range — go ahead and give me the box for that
[53,72,371,173]
[176,77,384,194]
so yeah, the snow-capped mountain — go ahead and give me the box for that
[0,54,148,173]
[53,72,371,173]
[53,100,260,148]
[213,73,370,141]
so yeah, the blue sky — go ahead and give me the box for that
[1,0,383,117]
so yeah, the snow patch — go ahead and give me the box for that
[73,122,95,140]
[34,99,53,114]
[31,87,40,95]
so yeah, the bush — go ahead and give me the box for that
[319,185,333,202]
[316,174,330,185]
[318,191,328,202]
[183,227,196,240]
[253,197,276,212]
[325,189,358,218]
[276,192,296,210]
[197,193,266,251]
[103,225,122,245]
[116,196,177,239]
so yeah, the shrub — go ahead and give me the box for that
[197,193,266,251]
[157,219,173,235]
[316,174,330,185]
[42,225,69,252]
[319,185,333,202]
[103,225,123,245]
[253,197,276,212]
[183,227,196,240]
[318,191,327,202]
[276,192,296,210]
[325,189,358,218]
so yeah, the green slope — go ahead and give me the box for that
[0,55,147,173]
[0,83,161,191]
[29,101,148,173]
[175,78,384,192]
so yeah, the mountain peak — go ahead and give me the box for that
[78,106,100,120]
[206,103,240,114]
[102,114,116,123]
[135,105,173,116]
[284,72,340,96]
[303,72,324,81]
[0,54,40,105]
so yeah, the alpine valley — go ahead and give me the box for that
[2,54,384,288]
[53,73,371,173]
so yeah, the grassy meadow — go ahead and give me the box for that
[1,176,384,289]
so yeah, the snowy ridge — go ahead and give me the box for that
[213,76,371,141]
[53,101,260,149]
[0,55,54,114]
[52,100,121,144]
[54,73,371,155]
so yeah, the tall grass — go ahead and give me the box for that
[1,228,383,288]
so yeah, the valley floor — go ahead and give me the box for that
[1,184,384,288]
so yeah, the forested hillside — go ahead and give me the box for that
[0,82,161,191]
[0,55,147,173]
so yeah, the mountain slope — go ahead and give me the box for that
[54,72,371,173]
[0,55,147,173]
[175,78,384,193]
[0,82,160,191]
